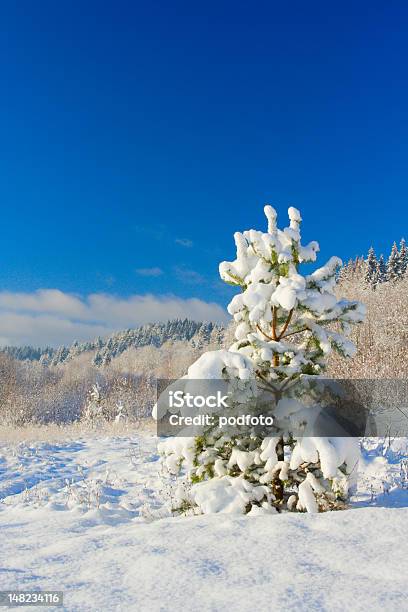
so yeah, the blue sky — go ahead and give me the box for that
[0,1,407,345]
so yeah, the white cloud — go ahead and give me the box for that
[175,238,193,248]
[135,267,163,277]
[0,289,229,347]
[173,266,206,285]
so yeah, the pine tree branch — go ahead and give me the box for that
[256,371,280,394]
[256,324,276,342]
[272,306,278,340]
[280,327,309,339]
[277,309,294,340]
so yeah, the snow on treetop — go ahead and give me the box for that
[220,206,361,332]
[219,205,319,291]
[218,204,365,375]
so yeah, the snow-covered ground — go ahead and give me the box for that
[1,432,408,611]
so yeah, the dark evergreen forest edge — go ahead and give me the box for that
[0,319,225,366]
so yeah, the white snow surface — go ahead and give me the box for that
[1,433,408,611]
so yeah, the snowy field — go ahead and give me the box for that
[1,431,408,611]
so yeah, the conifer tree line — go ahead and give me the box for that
[0,320,225,365]
[341,238,408,288]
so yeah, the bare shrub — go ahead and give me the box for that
[327,274,408,378]
[0,339,213,426]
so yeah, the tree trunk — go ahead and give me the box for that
[272,437,285,505]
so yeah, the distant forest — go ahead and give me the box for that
[0,319,225,365]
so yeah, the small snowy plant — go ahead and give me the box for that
[115,400,127,423]
[82,383,107,426]
[155,205,365,514]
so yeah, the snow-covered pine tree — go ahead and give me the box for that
[400,238,408,277]
[156,205,365,514]
[377,254,388,283]
[388,241,402,282]
[365,246,378,288]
